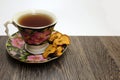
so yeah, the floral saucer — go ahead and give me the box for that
[6,32,68,63]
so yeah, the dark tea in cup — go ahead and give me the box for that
[18,14,54,27]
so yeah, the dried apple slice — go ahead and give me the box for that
[43,44,57,58]
[55,46,63,57]
[49,32,62,42]
[53,35,70,45]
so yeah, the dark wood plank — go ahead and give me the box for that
[0,36,120,80]
[78,36,120,80]
[100,37,120,67]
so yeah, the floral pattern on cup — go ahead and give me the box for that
[19,26,54,45]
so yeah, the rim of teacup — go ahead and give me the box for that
[12,9,57,29]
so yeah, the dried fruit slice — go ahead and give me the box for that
[49,32,62,42]
[53,35,70,45]
[56,46,63,57]
[43,44,57,58]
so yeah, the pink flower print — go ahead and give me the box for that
[32,35,49,44]
[28,32,46,44]
[33,32,45,39]
[11,37,25,48]
[40,35,49,42]
[27,55,47,62]
[44,30,51,36]
[27,39,34,44]
[26,31,50,45]
[33,39,42,44]
[21,32,30,41]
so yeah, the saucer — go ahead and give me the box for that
[6,31,68,63]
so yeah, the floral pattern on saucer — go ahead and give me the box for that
[6,32,67,63]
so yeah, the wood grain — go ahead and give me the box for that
[0,36,120,80]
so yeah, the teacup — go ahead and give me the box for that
[4,10,57,54]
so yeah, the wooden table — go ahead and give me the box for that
[0,36,120,80]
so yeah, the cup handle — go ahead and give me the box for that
[4,20,13,38]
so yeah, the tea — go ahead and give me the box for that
[18,14,53,27]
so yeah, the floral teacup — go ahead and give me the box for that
[4,10,57,54]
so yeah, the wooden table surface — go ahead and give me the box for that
[0,36,120,80]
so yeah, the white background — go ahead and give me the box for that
[0,0,120,36]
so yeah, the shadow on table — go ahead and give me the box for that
[5,50,66,70]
